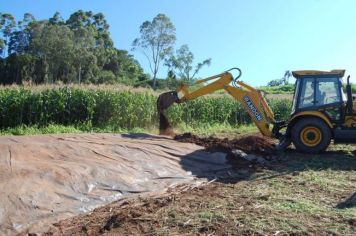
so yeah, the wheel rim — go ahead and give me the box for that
[300,126,322,147]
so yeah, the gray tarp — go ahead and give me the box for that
[0,133,229,235]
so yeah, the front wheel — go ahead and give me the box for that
[291,117,331,154]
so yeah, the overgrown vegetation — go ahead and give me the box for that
[0,11,212,89]
[259,84,295,94]
[0,86,292,131]
[0,11,150,85]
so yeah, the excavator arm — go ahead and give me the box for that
[157,68,286,139]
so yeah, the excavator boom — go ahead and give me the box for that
[157,68,285,140]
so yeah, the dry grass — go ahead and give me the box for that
[0,83,160,95]
[266,93,293,100]
[0,83,295,100]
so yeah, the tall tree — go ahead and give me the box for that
[66,10,112,48]
[267,70,292,86]
[132,13,176,89]
[0,10,148,85]
[165,44,211,82]
[30,22,74,83]
[8,13,35,55]
[0,13,16,56]
[49,12,64,25]
[72,26,96,83]
[281,70,292,85]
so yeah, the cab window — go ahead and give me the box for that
[291,79,300,113]
[298,77,341,110]
[298,78,315,108]
[316,77,341,105]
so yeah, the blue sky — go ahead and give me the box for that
[2,0,356,86]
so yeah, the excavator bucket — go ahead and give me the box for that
[157,91,179,135]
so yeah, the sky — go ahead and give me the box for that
[2,0,356,86]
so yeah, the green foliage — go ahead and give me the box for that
[342,83,356,93]
[267,98,293,121]
[132,13,176,89]
[0,87,292,130]
[165,44,211,82]
[97,70,116,84]
[0,11,147,86]
[259,84,295,94]
[0,13,16,55]
[141,78,182,90]
[267,70,292,87]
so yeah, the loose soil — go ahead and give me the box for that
[158,112,175,136]
[174,132,276,155]
[157,91,179,136]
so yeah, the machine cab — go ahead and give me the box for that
[291,70,345,123]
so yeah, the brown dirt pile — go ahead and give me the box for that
[174,132,276,155]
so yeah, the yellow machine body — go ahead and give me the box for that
[176,71,275,137]
[158,68,356,153]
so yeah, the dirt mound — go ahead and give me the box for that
[174,133,276,155]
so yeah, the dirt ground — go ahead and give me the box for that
[39,134,356,236]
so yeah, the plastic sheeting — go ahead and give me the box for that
[0,133,229,235]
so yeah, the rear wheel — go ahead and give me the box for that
[291,117,331,153]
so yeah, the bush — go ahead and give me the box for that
[97,70,117,84]
[259,84,294,94]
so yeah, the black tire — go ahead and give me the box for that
[291,117,331,154]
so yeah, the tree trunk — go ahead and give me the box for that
[78,62,82,84]
[152,71,157,89]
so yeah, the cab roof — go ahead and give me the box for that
[292,70,345,78]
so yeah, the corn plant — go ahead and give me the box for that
[0,87,292,130]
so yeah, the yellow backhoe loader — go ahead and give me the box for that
[157,68,356,154]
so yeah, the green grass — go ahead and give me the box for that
[174,123,257,137]
[140,157,354,234]
[0,124,154,136]
[0,124,83,135]
[0,123,258,137]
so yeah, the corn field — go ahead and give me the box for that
[0,87,292,129]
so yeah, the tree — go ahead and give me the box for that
[165,44,211,82]
[66,10,113,83]
[29,22,74,83]
[0,13,16,56]
[281,70,292,85]
[49,12,64,25]
[72,26,96,83]
[132,13,176,89]
[267,70,292,86]
[66,10,112,48]
[0,10,148,86]
[8,13,35,55]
